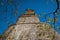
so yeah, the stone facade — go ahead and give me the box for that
[0,9,60,40]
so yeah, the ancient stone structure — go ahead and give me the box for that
[0,9,60,40]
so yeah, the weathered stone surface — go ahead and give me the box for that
[0,9,60,40]
[5,15,60,40]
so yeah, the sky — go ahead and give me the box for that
[0,0,60,35]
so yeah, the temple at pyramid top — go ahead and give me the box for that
[21,8,35,17]
[25,8,34,15]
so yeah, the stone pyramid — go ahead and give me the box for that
[0,9,60,40]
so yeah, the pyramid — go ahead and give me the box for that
[0,9,60,40]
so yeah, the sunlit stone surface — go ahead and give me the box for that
[0,9,60,40]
